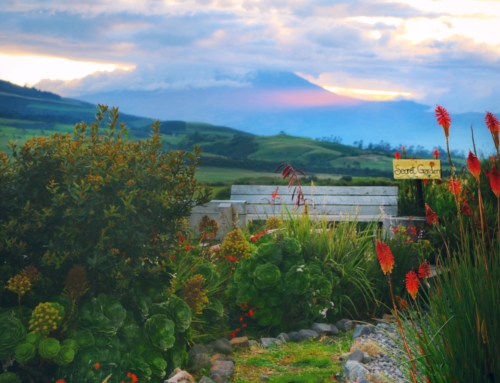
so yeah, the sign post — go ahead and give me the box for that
[393,159,441,215]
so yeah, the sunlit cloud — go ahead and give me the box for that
[323,86,412,101]
[0,54,134,86]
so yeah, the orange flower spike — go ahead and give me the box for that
[485,111,500,134]
[467,151,481,181]
[448,178,462,198]
[396,296,409,311]
[127,372,139,383]
[425,203,439,225]
[55,380,66,383]
[488,165,500,197]
[94,362,101,370]
[433,149,440,159]
[394,151,401,160]
[405,270,420,300]
[375,239,395,275]
[435,105,451,138]
[418,260,431,279]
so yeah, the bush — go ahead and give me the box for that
[0,105,211,296]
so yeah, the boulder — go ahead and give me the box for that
[210,360,235,383]
[344,360,369,381]
[335,319,353,332]
[298,329,319,341]
[260,338,281,348]
[164,370,196,383]
[352,325,375,340]
[346,349,364,363]
[288,331,301,342]
[211,338,232,355]
[229,336,249,350]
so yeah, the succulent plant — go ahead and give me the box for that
[25,333,41,347]
[69,330,95,348]
[54,345,75,366]
[143,349,168,378]
[285,265,311,294]
[312,276,333,300]
[253,263,281,289]
[20,265,41,285]
[165,296,192,333]
[280,237,302,257]
[15,343,36,363]
[255,242,282,265]
[144,314,175,351]
[0,315,27,359]
[38,337,61,359]
[78,294,126,335]
[236,282,258,305]
[182,274,209,314]
[62,338,79,351]
[29,302,65,335]
[265,216,282,230]
[120,312,141,340]
[0,372,22,383]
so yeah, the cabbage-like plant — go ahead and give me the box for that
[0,315,26,359]
[255,242,282,264]
[312,276,333,300]
[236,283,258,304]
[62,339,78,351]
[253,263,281,289]
[78,294,126,335]
[281,237,302,257]
[143,349,168,378]
[69,330,94,348]
[54,345,75,366]
[25,333,41,347]
[192,263,219,287]
[15,343,36,363]
[285,265,311,294]
[165,296,192,333]
[0,372,22,383]
[144,314,175,351]
[38,337,61,359]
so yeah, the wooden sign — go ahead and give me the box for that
[393,160,441,179]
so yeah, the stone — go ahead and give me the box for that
[288,331,301,342]
[214,356,236,365]
[211,338,232,355]
[209,374,224,383]
[188,353,211,373]
[229,336,249,350]
[260,338,281,348]
[164,370,196,383]
[376,323,392,331]
[298,329,319,341]
[168,368,182,379]
[344,360,369,381]
[352,325,375,340]
[199,377,216,383]
[346,349,364,363]
[248,340,258,347]
[276,334,288,343]
[311,323,334,334]
[260,376,270,381]
[277,332,289,342]
[210,360,235,383]
[362,352,371,364]
[335,319,353,332]
[187,344,209,358]
[329,324,339,335]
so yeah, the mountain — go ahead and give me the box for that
[75,71,495,154]
[0,79,154,130]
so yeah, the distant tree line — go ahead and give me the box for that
[351,139,466,159]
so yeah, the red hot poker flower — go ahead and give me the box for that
[467,151,481,181]
[94,363,101,370]
[487,165,500,197]
[405,270,420,300]
[425,203,439,225]
[55,380,66,383]
[485,111,500,133]
[396,295,409,311]
[375,240,395,275]
[435,105,451,138]
[127,372,139,383]
[394,151,401,160]
[418,260,431,279]
[448,178,462,198]
[433,149,440,159]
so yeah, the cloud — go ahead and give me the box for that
[1,0,499,113]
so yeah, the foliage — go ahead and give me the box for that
[14,343,36,364]
[38,337,61,359]
[0,373,21,383]
[144,314,176,351]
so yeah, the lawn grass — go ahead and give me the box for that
[229,332,352,383]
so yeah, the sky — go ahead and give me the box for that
[1,0,500,112]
